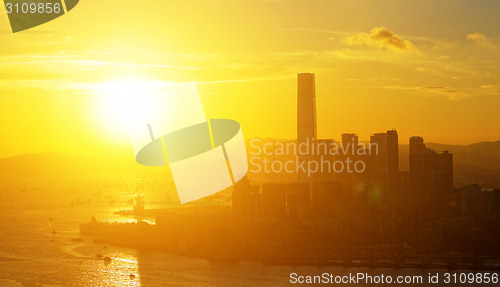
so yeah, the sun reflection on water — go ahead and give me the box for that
[81,252,140,287]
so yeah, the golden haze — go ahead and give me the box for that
[1,0,500,158]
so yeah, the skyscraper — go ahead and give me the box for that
[409,136,453,197]
[408,136,453,245]
[386,129,399,201]
[297,73,317,183]
[297,73,317,143]
[370,130,399,201]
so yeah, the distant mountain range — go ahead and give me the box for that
[1,140,500,188]
[398,140,500,167]
[0,151,156,179]
[416,140,500,166]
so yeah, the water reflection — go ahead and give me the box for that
[80,251,140,287]
[1,180,498,287]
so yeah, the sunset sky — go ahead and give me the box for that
[1,0,500,158]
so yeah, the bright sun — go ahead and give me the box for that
[92,79,173,142]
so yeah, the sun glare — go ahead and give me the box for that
[92,79,174,142]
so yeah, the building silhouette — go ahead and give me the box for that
[370,130,400,202]
[408,136,453,246]
[409,136,453,197]
[229,73,500,257]
[341,133,358,155]
[386,130,399,201]
[297,73,317,143]
[297,73,317,183]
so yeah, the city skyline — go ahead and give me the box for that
[1,1,500,285]
[2,0,500,159]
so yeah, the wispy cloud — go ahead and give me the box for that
[466,32,490,44]
[342,27,418,52]
[277,28,350,36]
[383,84,500,100]
[0,54,202,70]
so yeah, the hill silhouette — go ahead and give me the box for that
[0,151,161,179]
[1,140,500,188]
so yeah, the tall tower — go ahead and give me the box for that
[297,73,317,143]
[409,136,453,245]
[297,73,317,184]
[386,129,399,201]
[370,130,400,201]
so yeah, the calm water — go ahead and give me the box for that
[0,180,497,286]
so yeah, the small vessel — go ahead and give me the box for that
[129,274,136,280]
[133,196,145,214]
[103,256,112,262]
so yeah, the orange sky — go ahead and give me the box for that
[1,0,500,158]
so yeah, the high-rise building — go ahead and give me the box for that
[386,130,399,201]
[297,73,317,143]
[408,136,453,245]
[297,73,317,183]
[370,130,400,201]
[365,130,401,243]
[409,136,453,197]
